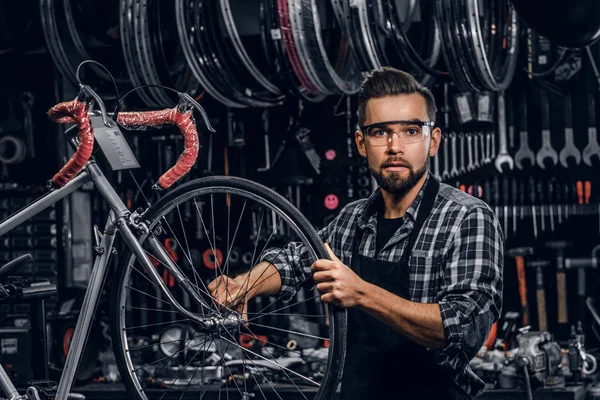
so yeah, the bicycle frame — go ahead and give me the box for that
[0,157,214,400]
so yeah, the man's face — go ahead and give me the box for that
[355,93,441,197]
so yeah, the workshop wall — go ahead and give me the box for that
[0,0,599,399]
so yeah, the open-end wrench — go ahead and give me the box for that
[583,91,600,166]
[480,132,488,165]
[473,133,481,169]
[450,132,459,177]
[442,133,450,181]
[484,132,492,164]
[536,92,558,169]
[459,133,466,175]
[494,91,514,172]
[514,96,535,169]
[491,131,496,159]
[559,93,581,168]
[507,95,515,149]
[466,133,475,172]
[432,150,441,180]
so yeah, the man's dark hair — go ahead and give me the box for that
[357,67,437,128]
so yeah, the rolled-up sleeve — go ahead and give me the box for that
[431,206,504,372]
[259,219,337,301]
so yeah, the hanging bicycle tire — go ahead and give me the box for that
[110,176,346,400]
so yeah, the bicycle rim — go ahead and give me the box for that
[111,176,346,400]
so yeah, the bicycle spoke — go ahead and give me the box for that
[126,318,191,331]
[246,323,328,342]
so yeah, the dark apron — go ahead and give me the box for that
[339,178,468,400]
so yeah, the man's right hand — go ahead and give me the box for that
[208,275,251,321]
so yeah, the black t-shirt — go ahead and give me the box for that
[375,214,404,255]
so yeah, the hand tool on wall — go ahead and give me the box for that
[565,256,599,327]
[555,180,563,224]
[467,133,475,172]
[537,179,546,232]
[442,133,450,180]
[484,132,492,165]
[528,259,550,331]
[492,175,500,221]
[508,95,515,149]
[546,241,570,324]
[480,132,488,165]
[559,93,582,168]
[519,178,526,220]
[511,178,518,235]
[528,176,538,238]
[536,92,558,169]
[507,247,535,327]
[473,134,481,169]
[495,92,514,172]
[433,146,441,180]
[502,176,510,235]
[515,96,536,169]
[450,132,459,177]
[583,91,600,166]
[459,133,466,175]
[547,180,555,232]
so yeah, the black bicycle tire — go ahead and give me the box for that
[110,175,347,400]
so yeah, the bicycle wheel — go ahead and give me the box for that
[110,176,346,400]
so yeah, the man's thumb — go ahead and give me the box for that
[324,243,340,261]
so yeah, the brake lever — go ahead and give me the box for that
[178,92,216,133]
[79,85,114,127]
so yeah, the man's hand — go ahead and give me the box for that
[207,275,251,321]
[311,243,367,308]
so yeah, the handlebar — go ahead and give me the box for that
[47,85,216,190]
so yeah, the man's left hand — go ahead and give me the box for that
[311,243,367,308]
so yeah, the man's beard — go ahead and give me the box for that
[369,158,429,196]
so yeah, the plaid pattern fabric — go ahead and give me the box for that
[261,174,504,399]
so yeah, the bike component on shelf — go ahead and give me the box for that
[558,93,581,168]
[536,92,558,169]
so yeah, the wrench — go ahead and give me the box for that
[466,133,475,172]
[507,95,515,149]
[491,132,496,159]
[450,132,459,177]
[432,150,441,180]
[494,92,514,172]
[473,133,481,169]
[480,132,487,165]
[442,133,450,181]
[536,92,558,169]
[458,133,466,175]
[514,97,535,169]
[484,132,492,164]
[558,93,581,168]
[583,91,600,166]
[20,92,35,158]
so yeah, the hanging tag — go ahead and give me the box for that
[90,115,140,171]
[476,92,494,123]
[453,93,475,124]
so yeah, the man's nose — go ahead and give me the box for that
[386,132,405,153]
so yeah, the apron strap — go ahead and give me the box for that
[351,176,440,260]
[399,176,439,266]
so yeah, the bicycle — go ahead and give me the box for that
[0,78,346,399]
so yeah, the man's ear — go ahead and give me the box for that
[428,127,442,157]
[355,130,367,157]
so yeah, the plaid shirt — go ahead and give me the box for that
[261,174,504,399]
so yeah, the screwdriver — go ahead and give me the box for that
[547,179,555,232]
[537,178,545,232]
[511,178,518,235]
[555,179,563,224]
[492,176,500,227]
[529,176,538,238]
[519,178,526,220]
[502,176,509,235]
